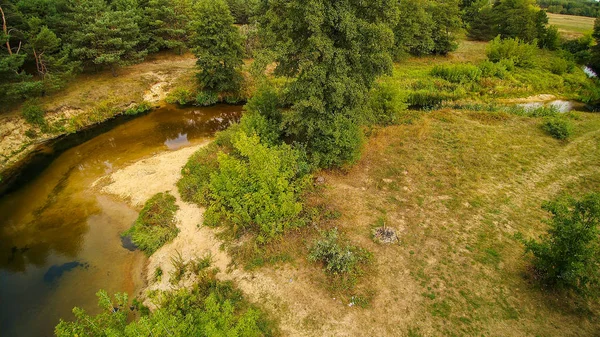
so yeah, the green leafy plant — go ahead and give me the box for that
[203,132,310,243]
[55,269,275,336]
[542,117,574,140]
[365,80,408,126]
[195,90,219,106]
[430,64,482,83]
[21,100,46,126]
[486,36,538,68]
[521,193,600,294]
[309,228,371,275]
[122,192,179,256]
[166,87,195,105]
[124,101,153,115]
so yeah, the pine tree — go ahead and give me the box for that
[191,0,244,94]
[261,0,399,168]
[68,0,146,75]
[141,0,192,54]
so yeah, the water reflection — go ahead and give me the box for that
[518,100,581,113]
[0,103,241,337]
[164,133,190,150]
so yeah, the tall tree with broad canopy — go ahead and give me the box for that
[260,0,399,168]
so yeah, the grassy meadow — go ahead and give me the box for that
[548,12,596,39]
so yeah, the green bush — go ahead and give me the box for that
[195,90,219,106]
[478,60,509,79]
[542,117,574,140]
[407,90,451,109]
[124,101,153,115]
[55,268,275,336]
[486,36,538,68]
[307,114,364,169]
[122,192,180,256]
[178,143,222,205]
[21,100,46,126]
[365,81,408,126]
[430,64,482,83]
[547,57,569,75]
[203,132,310,243]
[309,228,371,275]
[166,87,195,105]
[521,193,600,294]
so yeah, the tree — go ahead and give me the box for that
[522,193,600,294]
[67,0,146,75]
[261,0,398,168]
[0,3,43,107]
[393,0,435,58]
[226,0,259,24]
[141,0,192,54]
[467,4,496,41]
[430,0,461,55]
[589,16,600,74]
[191,0,244,94]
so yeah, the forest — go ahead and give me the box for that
[2,0,600,336]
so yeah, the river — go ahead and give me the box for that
[0,104,241,337]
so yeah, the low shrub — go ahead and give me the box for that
[166,87,195,105]
[124,101,153,115]
[55,268,275,336]
[478,60,509,79]
[407,90,451,109]
[542,117,574,140]
[486,36,538,68]
[122,192,180,256]
[430,64,482,83]
[365,80,407,126]
[521,193,600,294]
[195,90,219,106]
[308,228,371,275]
[21,100,46,126]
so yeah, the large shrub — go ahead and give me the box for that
[122,192,179,256]
[202,132,310,243]
[522,193,600,294]
[486,36,538,68]
[365,81,407,126]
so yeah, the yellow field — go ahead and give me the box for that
[547,12,595,39]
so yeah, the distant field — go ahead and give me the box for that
[547,12,595,39]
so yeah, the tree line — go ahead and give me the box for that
[538,0,600,17]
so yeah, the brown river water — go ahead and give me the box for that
[0,104,241,337]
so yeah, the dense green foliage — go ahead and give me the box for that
[204,132,309,243]
[191,0,244,95]
[0,0,239,110]
[260,0,398,168]
[55,269,274,336]
[466,0,559,49]
[123,192,179,256]
[539,0,600,17]
[522,193,600,294]
[542,116,574,139]
[392,0,461,58]
[486,36,538,68]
